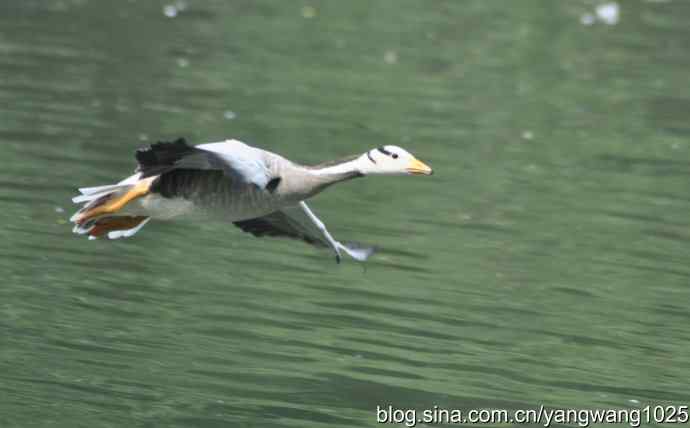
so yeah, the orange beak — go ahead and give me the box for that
[406,158,433,176]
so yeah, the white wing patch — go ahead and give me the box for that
[195,139,272,189]
[73,173,143,204]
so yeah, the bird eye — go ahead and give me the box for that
[392,153,399,159]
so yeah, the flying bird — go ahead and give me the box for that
[70,138,433,262]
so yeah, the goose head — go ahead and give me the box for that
[358,146,433,176]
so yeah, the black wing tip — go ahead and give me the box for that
[135,137,194,176]
[136,137,189,154]
[136,137,190,158]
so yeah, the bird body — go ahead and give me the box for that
[70,138,432,262]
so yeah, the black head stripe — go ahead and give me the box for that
[377,146,392,156]
[366,150,377,164]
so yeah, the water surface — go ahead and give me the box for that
[2,1,690,427]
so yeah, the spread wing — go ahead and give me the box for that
[233,202,375,263]
[135,138,272,188]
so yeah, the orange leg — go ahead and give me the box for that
[76,177,155,225]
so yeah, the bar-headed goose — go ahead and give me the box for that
[70,138,432,262]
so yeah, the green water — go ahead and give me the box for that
[2,1,690,427]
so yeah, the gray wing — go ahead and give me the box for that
[136,138,272,188]
[233,202,375,263]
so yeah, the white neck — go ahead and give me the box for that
[309,155,368,177]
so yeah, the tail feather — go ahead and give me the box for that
[70,192,115,222]
[78,183,126,196]
[72,188,120,204]
[70,175,155,240]
[73,173,144,204]
[72,218,97,235]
